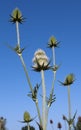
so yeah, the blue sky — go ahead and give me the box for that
[0,0,81,130]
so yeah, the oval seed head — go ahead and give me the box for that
[57,122,62,129]
[59,73,75,86]
[10,8,25,23]
[48,36,59,48]
[64,73,75,85]
[23,111,31,122]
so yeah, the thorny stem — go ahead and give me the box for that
[27,123,30,130]
[49,46,56,103]
[51,46,56,96]
[35,101,42,126]
[41,70,47,130]
[47,46,56,124]
[52,46,55,66]
[16,21,20,49]
[67,85,71,130]
[15,21,42,125]
[19,55,33,94]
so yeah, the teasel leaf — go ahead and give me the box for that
[28,83,40,102]
[19,117,36,123]
[4,43,25,55]
[47,94,56,107]
[14,45,25,55]
[68,111,77,126]
[62,111,77,126]
[48,41,60,48]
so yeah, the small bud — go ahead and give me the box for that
[50,119,53,124]
[48,36,60,48]
[63,115,66,120]
[57,122,62,129]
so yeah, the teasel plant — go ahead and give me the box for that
[59,73,76,130]
[8,8,42,127]
[7,8,60,130]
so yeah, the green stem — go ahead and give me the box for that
[41,70,47,130]
[35,100,42,126]
[47,47,56,124]
[27,123,30,130]
[67,85,71,130]
[16,21,20,48]
[49,46,56,106]
[50,46,56,96]
[19,55,33,94]
[52,46,55,66]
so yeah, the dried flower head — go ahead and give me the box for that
[10,8,25,23]
[32,49,50,71]
[0,117,6,129]
[50,119,53,124]
[63,115,67,120]
[57,122,62,129]
[48,36,60,48]
[78,116,81,122]
[59,73,75,86]
[76,116,81,130]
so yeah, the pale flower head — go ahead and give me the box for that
[32,49,50,71]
